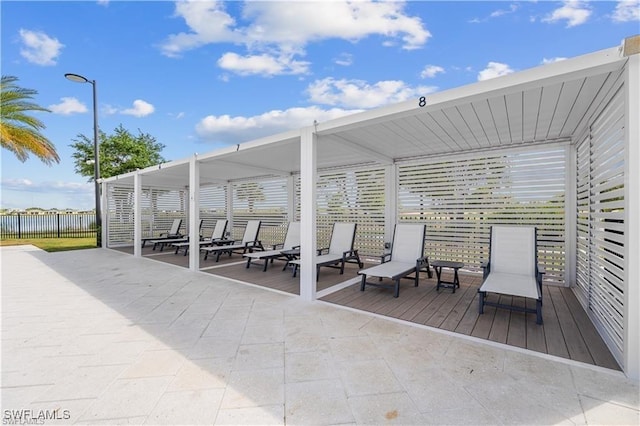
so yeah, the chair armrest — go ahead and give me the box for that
[317,247,329,255]
[537,264,546,275]
[380,252,392,263]
[481,260,490,280]
[271,243,284,250]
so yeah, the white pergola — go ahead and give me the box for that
[102,36,639,379]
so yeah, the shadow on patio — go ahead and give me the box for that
[114,244,620,371]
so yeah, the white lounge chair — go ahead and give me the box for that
[172,219,228,255]
[289,222,363,280]
[141,218,182,248]
[244,222,300,271]
[478,225,545,324]
[359,223,431,298]
[201,220,263,262]
[150,219,203,251]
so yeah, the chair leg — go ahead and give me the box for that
[415,268,420,287]
[246,258,251,269]
[360,274,367,291]
[394,279,400,298]
[536,300,543,325]
[263,259,268,272]
[203,250,208,261]
[478,291,485,314]
[292,264,298,277]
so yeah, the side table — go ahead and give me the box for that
[431,260,464,293]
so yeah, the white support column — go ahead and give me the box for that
[385,164,397,246]
[226,182,234,238]
[624,53,639,381]
[189,155,200,271]
[287,174,295,222]
[133,172,142,258]
[101,181,108,248]
[300,126,317,301]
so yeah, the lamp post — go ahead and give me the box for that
[65,73,101,247]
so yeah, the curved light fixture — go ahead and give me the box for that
[64,73,91,84]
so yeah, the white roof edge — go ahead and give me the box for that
[315,45,626,135]
[101,157,192,183]
[198,128,301,163]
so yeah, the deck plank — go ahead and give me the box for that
[559,287,620,370]
[548,286,594,365]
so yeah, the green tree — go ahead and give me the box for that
[70,124,167,180]
[0,75,59,165]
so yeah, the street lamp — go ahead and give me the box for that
[65,73,101,247]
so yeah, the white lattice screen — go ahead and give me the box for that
[294,167,387,256]
[575,81,625,365]
[200,185,228,236]
[397,146,567,285]
[232,178,289,246]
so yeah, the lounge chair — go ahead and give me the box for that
[172,219,228,255]
[150,219,203,251]
[244,222,300,271]
[359,223,431,298]
[478,225,545,324]
[289,222,363,280]
[141,218,182,248]
[201,220,263,262]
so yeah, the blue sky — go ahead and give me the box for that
[1,0,639,210]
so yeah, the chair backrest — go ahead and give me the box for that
[328,223,357,255]
[282,222,301,250]
[390,223,426,263]
[169,219,182,235]
[241,220,261,243]
[211,219,228,240]
[490,226,537,276]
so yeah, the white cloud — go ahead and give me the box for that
[542,57,568,64]
[18,29,64,66]
[159,0,240,58]
[217,52,310,76]
[49,97,88,115]
[420,65,445,79]
[478,62,515,81]
[121,100,155,117]
[195,106,361,143]
[542,1,592,27]
[612,0,640,22]
[1,178,92,194]
[470,3,519,23]
[160,0,430,76]
[240,1,429,50]
[334,53,353,67]
[307,77,437,109]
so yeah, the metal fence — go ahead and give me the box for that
[0,213,97,239]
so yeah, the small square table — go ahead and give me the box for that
[431,260,464,293]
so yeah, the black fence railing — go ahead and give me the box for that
[0,213,97,239]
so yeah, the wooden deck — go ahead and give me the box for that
[112,245,620,371]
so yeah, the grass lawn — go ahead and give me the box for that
[0,238,97,252]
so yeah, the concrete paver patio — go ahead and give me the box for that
[1,245,638,425]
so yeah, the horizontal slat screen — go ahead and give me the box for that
[148,189,187,236]
[295,167,386,255]
[397,147,566,285]
[107,185,137,246]
[200,185,228,237]
[575,82,625,365]
[233,178,289,246]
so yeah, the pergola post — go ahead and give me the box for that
[299,126,317,301]
[133,171,142,258]
[624,51,639,380]
[385,164,397,246]
[189,155,200,271]
[100,181,107,248]
[226,182,233,237]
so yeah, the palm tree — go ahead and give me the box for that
[0,75,59,165]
